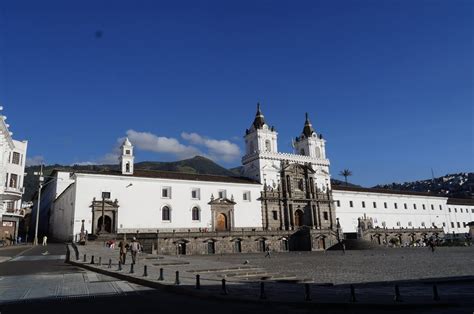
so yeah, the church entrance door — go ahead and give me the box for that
[97,216,112,233]
[294,210,304,227]
[216,213,228,231]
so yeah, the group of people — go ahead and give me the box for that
[117,237,142,265]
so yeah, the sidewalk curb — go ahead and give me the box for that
[67,258,458,310]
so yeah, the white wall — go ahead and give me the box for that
[50,184,76,241]
[333,189,472,234]
[446,204,474,235]
[69,173,263,239]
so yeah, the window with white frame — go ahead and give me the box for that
[218,189,227,199]
[192,207,200,221]
[161,187,171,198]
[384,202,387,209]
[413,204,417,210]
[9,174,18,188]
[191,188,200,200]
[349,201,353,207]
[422,204,426,210]
[373,202,377,208]
[408,221,412,227]
[396,221,401,226]
[11,152,20,165]
[431,204,434,210]
[394,203,398,209]
[336,200,340,207]
[243,191,251,201]
[421,222,425,227]
[162,206,171,221]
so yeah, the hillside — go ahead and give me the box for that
[374,172,473,199]
[23,158,473,202]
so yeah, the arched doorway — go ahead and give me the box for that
[294,210,304,227]
[97,216,112,233]
[216,213,228,231]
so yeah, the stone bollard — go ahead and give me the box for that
[90,255,95,265]
[98,257,102,266]
[350,285,357,303]
[65,246,70,263]
[260,282,267,300]
[83,254,86,262]
[130,263,134,274]
[158,268,164,281]
[394,285,402,302]
[175,271,180,285]
[433,284,440,301]
[304,283,311,301]
[221,279,228,295]
[143,265,148,277]
[118,261,122,271]
[195,274,200,289]
[108,258,112,268]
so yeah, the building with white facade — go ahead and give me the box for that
[0,107,28,242]
[42,104,472,252]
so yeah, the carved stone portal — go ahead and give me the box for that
[208,197,236,232]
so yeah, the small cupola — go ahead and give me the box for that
[120,137,134,175]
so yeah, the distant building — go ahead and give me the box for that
[0,107,28,242]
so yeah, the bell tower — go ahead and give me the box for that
[294,113,326,159]
[242,103,278,184]
[120,137,134,175]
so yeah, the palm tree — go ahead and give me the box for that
[339,169,353,186]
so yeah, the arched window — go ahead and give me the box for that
[249,142,255,154]
[162,206,171,221]
[300,148,305,155]
[192,207,200,221]
[265,140,271,152]
[126,162,130,173]
[315,147,321,158]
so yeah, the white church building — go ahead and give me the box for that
[41,105,473,252]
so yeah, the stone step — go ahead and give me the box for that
[188,266,261,274]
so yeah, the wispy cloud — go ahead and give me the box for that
[26,155,45,166]
[181,132,241,162]
[72,130,241,166]
[126,130,203,160]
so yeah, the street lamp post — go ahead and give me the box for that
[32,165,61,245]
[33,165,44,245]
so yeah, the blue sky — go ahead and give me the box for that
[1,0,472,187]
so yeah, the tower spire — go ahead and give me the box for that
[252,102,266,129]
[302,112,315,137]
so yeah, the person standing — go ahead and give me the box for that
[130,237,141,264]
[42,235,48,246]
[118,240,128,264]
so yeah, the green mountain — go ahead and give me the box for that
[23,156,236,202]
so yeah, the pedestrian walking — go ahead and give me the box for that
[42,235,48,246]
[130,237,141,264]
[264,245,271,258]
[118,240,128,264]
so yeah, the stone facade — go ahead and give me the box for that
[121,227,338,255]
[357,216,444,246]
